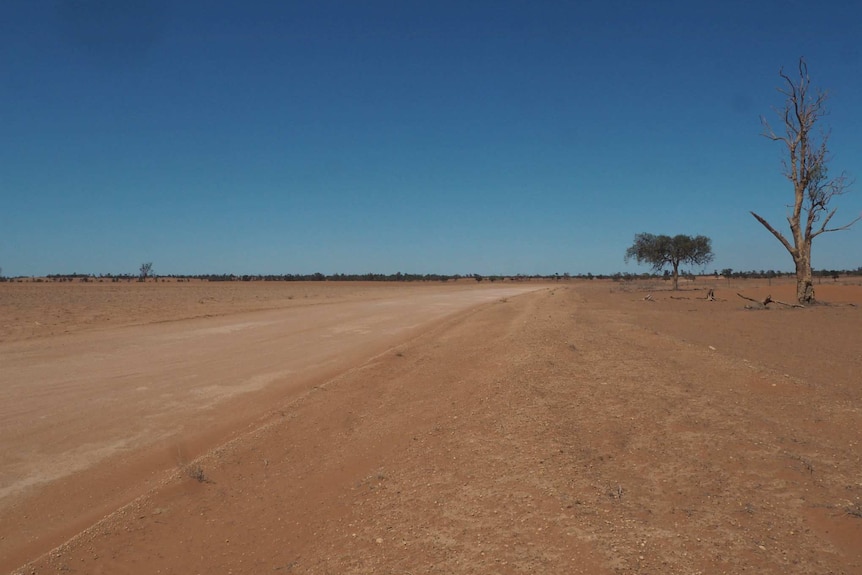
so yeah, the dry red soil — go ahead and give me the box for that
[1,278,861,574]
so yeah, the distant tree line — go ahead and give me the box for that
[577,266,862,283]
[716,268,860,281]
[178,272,555,282]
[25,272,531,282]
[7,267,861,283]
[195,272,459,282]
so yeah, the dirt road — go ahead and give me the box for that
[0,284,540,571]
[3,280,861,574]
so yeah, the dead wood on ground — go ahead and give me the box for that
[737,292,805,309]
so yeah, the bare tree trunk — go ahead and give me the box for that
[671,262,679,291]
[795,253,815,304]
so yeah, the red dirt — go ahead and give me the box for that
[2,279,861,574]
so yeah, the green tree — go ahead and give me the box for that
[752,58,859,304]
[624,233,714,290]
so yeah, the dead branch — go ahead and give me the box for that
[770,298,805,308]
[737,292,805,309]
[817,301,858,308]
[813,212,862,237]
[737,292,770,306]
[750,211,796,255]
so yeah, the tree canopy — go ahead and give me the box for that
[624,233,714,290]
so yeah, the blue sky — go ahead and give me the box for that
[2,0,861,276]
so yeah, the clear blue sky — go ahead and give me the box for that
[2,1,861,277]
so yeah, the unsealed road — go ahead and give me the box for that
[0,285,541,569]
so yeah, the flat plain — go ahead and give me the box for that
[1,278,860,574]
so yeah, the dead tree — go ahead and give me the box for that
[139,262,153,282]
[752,58,859,305]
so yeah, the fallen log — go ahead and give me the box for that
[736,293,804,309]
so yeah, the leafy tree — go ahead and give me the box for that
[752,58,860,304]
[624,233,714,290]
